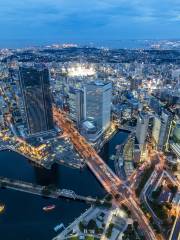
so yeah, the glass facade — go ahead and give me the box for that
[136,112,150,145]
[84,81,112,133]
[19,65,54,135]
[68,87,84,125]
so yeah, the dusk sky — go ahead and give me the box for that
[1,0,180,44]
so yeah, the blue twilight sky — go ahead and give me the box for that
[0,0,180,45]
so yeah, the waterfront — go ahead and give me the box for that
[100,130,129,171]
[0,130,129,240]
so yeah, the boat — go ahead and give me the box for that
[54,223,64,232]
[42,204,56,211]
[0,204,5,213]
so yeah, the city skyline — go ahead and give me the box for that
[0,1,180,239]
[0,42,180,240]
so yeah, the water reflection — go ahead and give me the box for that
[34,164,59,186]
[0,130,129,240]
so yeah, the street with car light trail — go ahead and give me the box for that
[53,106,158,240]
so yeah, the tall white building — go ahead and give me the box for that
[84,81,112,134]
[159,110,173,150]
[152,115,161,147]
[136,112,150,146]
[172,69,180,84]
[152,110,173,150]
[68,87,84,125]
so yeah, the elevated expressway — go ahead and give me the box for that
[53,107,157,240]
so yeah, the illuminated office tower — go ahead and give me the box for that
[136,112,150,161]
[136,112,150,146]
[159,110,173,150]
[152,115,161,148]
[152,110,173,150]
[149,96,162,115]
[129,76,136,91]
[68,87,84,125]
[84,81,112,134]
[19,65,54,135]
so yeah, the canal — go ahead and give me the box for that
[0,130,129,240]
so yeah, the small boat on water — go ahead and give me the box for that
[0,204,5,213]
[54,223,64,232]
[43,204,56,212]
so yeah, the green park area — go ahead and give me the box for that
[135,165,154,197]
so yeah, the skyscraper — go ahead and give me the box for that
[152,115,161,148]
[68,87,84,125]
[149,96,162,115]
[159,110,173,150]
[152,110,173,151]
[129,76,136,91]
[84,81,112,134]
[136,112,150,161]
[136,112,150,146]
[19,65,54,135]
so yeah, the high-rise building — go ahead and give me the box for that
[136,112,150,161]
[172,69,180,84]
[170,122,180,161]
[173,122,180,143]
[68,87,84,125]
[136,112,150,146]
[129,76,136,91]
[149,96,162,115]
[123,136,135,177]
[84,81,112,134]
[159,110,173,150]
[152,110,173,150]
[152,115,161,147]
[19,65,54,135]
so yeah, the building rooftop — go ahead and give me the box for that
[82,121,96,130]
[87,80,111,87]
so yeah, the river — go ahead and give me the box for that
[0,130,129,240]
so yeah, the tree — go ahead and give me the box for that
[115,193,120,200]
[172,165,177,172]
[133,221,139,230]
[105,194,113,201]
[79,221,85,232]
[87,219,97,231]
[151,186,162,200]
[106,223,114,238]
[165,202,172,210]
[103,202,112,208]
[96,228,103,234]
[121,204,131,216]
[135,166,154,197]
[151,222,161,234]
[171,185,178,195]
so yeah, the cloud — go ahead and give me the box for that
[0,0,180,41]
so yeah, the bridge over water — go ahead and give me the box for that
[0,176,104,204]
[52,107,157,240]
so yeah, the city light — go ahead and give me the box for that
[0,41,180,240]
[63,63,96,77]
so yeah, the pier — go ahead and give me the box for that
[0,176,104,204]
